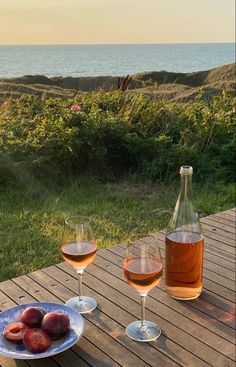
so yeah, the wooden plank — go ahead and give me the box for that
[201,223,236,244]
[2,358,59,367]
[207,213,236,227]
[203,216,236,233]
[0,279,39,304]
[0,349,85,367]
[34,265,202,367]
[80,319,151,367]
[133,235,236,302]
[214,209,235,218]
[214,210,235,221]
[48,264,211,367]
[0,290,84,367]
[0,278,59,304]
[60,262,236,366]
[0,281,90,367]
[156,230,236,266]
[0,282,119,367]
[203,253,235,273]
[203,210,235,236]
[12,274,156,367]
[0,290,18,312]
[73,337,121,367]
[199,290,236,316]
[203,243,235,263]
[201,218,236,236]
[0,297,58,367]
[0,356,29,367]
[203,259,235,281]
[110,241,236,316]
[155,231,235,278]
[0,268,232,367]
[26,271,179,367]
[107,245,236,315]
[53,262,234,367]
[202,268,235,291]
[101,248,235,319]
[97,249,236,329]
[20,357,61,367]
[10,276,121,367]
[159,229,236,258]
[226,211,236,218]
[153,237,236,295]
[50,349,90,367]
[91,252,235,342]
[0,208,235,367]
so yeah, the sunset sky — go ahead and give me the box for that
[0,0,235,45]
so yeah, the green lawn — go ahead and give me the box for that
[0,179,234,281]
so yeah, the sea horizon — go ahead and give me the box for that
[0,42,235,78]
[0,41,234,46]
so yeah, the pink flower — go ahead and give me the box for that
[70,104,81,111]
[3,100,9,107]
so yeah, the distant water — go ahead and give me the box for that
[0,43,234,78]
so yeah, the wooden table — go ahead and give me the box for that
[0,209,235,367]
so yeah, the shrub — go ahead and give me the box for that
[0,91,235,184]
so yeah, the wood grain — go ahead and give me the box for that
[0,208,235,367]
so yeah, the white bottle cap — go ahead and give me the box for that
[180,165,193,175]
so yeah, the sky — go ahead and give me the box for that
[0,0,235,45]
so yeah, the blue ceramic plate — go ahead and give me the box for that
[0,302,85,359]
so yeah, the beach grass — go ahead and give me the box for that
[0,179,234,281]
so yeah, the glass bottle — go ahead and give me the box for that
[165,166,204,300]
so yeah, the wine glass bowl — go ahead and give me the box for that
[61,216,97,314]
[124,237,163,342]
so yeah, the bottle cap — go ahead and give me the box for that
[180,165,193,175]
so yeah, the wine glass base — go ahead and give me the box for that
[65,296,97,314]
[126,320,161,342]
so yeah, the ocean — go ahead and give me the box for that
[0,43,234,78]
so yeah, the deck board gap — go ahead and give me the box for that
[54,262,236,360]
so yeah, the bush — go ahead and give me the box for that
[0,91,235,184]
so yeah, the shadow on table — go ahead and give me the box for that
[22,355,114,367]
[71,350,114,367]
[179,291,235,338]
[87,306,113,333]
[115,330,185,367]
[2,359,34,367]
[200,290,235,314]
[86,304,191,366]
[89,304,183,365]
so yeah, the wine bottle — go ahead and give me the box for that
[165,166,204,300]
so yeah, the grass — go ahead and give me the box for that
[0,178,234,282]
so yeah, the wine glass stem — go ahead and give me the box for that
[140,294,147,330]
[77,270,84,301]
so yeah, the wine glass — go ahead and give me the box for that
[124,236,163,342]
[61,216,97,314]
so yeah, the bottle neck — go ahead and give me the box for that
[180,174,192,201]
[167,170,202,235]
